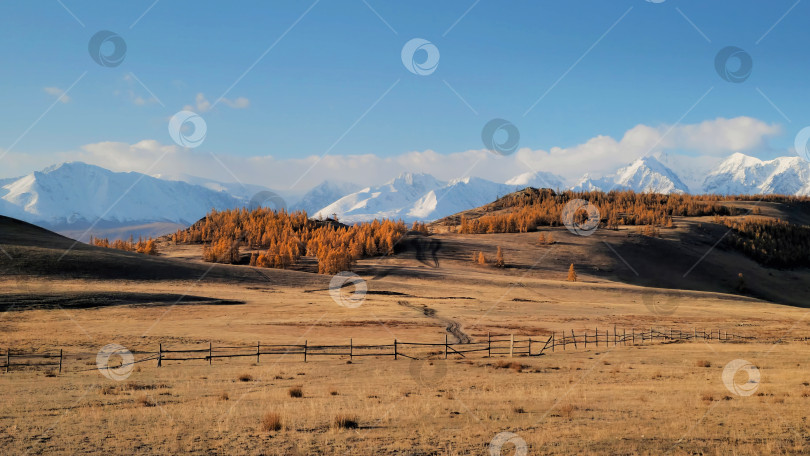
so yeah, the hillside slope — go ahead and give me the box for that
[0,216,323,287]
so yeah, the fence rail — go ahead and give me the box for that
[2,326,755,375]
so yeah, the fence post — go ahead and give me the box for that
[157,343,162,367]
[256,341,260,364]
[304,340,307,363]
[562,332,566,350]
[650,327,653,343]
[623,329,626,346]
[509,334,514,358]
[571,330,578,349]
[632,328,635,345]
[59,349,63,374]
[209,341,213,366]
[394,339,397,360]
[487,332,491,358]
[350,339,353,361]
[528,337,532,356]
[584,330,588,349]
[552,332,555,352]
[445,334,448,360]
[595,328,598,347]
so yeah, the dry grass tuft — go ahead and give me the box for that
[494,360,526,372]
[696,360,712,368]
[44,370,57,378]
[288,386,303,398]
[238,373,253,382]
[260,412,282,432]
[701,392,714,402]
[121,382,166,391]
[137,396,156,407]
[558,403,577,419]
[513,406,526,414]
[329,388,339,396]
[332,414,359,430]
[219,392,229,401]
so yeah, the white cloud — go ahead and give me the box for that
[0,117,783,190]
[43,87,70,104]
[184,93,250,113]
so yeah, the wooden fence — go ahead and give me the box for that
[2,326,755,374]
[1,348,62,373]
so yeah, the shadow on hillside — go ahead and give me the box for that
[0,292,245,311]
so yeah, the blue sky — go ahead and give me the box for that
[1,1,808,187]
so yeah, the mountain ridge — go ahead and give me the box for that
[3,154,810,240]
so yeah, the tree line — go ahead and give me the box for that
[451,189,748,234]
[173,208,408,274]
[90,236,158,255]
[722,216,810,268]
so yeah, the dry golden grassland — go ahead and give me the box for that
[1,263,810,455]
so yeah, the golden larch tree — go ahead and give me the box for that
[495,246,505,267]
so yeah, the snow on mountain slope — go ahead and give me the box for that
[654,151,720,194]
[154,172,278,201]
[571,156,689,194]
[0,162,243,227]
[505,171,567,190]
[313,173,526,223]
[313,173,446,222]
[570,174,615,192]
[290,180,361,214]
[408,177,514,220]
[702,153,810,195]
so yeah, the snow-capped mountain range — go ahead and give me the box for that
[571,156,691,194]
[2,153,810,238]
[313,174,535,223]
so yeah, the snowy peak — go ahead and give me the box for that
[290,180,360,214]
[505,171,567,189]
[0,162,242,227]
[313,173,513,223]
[614,156,690,194]
[571,156,689,194]
[703,153,810,195]
[387,172,445,193]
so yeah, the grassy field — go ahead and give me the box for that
[2,216,810,454]
[1,269,809,455]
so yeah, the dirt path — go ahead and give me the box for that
[396,300,471,343]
